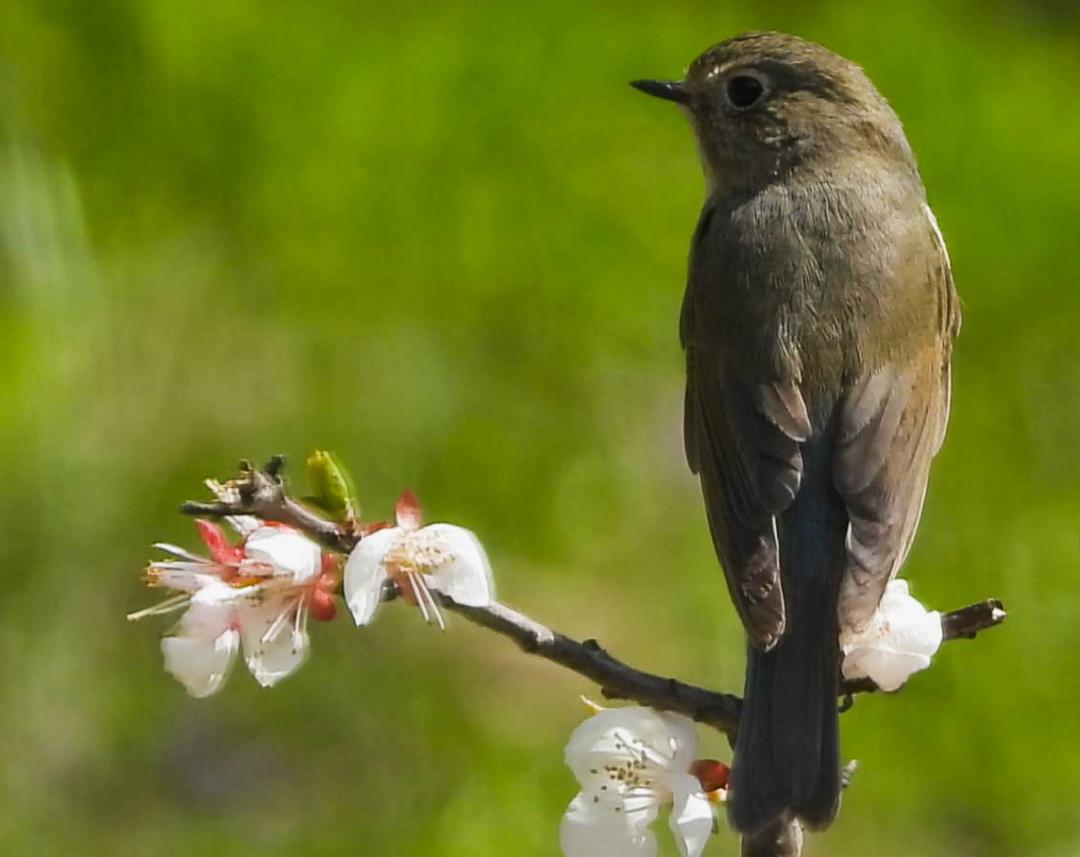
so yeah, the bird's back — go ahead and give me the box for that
[682,158,955,832]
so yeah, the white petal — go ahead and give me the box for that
[247,625,309,688]
[843,649,930,692]
[886,610,944,656]
[182,583,240,634]
[565,707,699,787]
[424,523,495,607]
[840,579,943,691]
[161,628,239,698]
[654,710,699,772]
[244,526,321,583]
[560,793,657,857]
[153,543,212,563]
[239,596,309,687]
[343,527,401,626]
[227,515,262,536]
[667,775,714,857]
[147,566,223,592]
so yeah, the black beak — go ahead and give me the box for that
[630,79,689,104]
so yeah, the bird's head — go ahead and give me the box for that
[632,32,915,194]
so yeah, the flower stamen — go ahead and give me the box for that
[126,593,191,621]
[409,571,431,623]
[417,575,446,631]
[261,600,295,645]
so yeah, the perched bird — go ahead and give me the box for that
[632,32,959,836]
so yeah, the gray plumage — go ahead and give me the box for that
[634,32,959,835]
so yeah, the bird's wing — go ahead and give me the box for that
[684,352,810,649]
[833,204,961,629]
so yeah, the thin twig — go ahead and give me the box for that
[942,599,1007,640]
[181,461,357,553]
[451,599,743,734]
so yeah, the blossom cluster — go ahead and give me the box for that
[128,484,494,696]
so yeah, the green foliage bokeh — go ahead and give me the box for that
[1,1,1078,854]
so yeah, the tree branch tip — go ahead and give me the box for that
[940,596,1007,642]
[265,454,286,478]
[180,500,220,517]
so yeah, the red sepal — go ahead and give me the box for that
[310,588,338,622]
[395,489,422,530]
[689,759,730,793]
[195,519,242,565]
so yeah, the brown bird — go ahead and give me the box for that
[632,32,959,836]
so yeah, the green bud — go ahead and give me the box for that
[306,450,357,521]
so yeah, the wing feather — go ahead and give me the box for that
[686,351,809,648]
[834,205,960,629]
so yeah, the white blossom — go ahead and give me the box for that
[560,706,720,857]
[840,579,943,692]
[130,521,337,696]
[343,491,494,629]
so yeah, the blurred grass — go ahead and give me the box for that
[1,0,1078,854]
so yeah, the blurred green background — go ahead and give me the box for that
[1,0,1078,854]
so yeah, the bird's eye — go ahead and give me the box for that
[725,74,766,109]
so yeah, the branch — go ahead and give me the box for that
[181,458,358,554]
[184,458,1006,739]
[451,599,743,735]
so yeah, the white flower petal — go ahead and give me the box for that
[161,628,239,698]
[147,566,222,592]
[844,649,930,692]
[654,711,699,772]
[239,597,309,687]
[229,515,262,536]
[667,775,714,857]
[886,611,944,656]
[559,793,658,857]
[565,707,699,788]
[423,523,495,607]
[153,543,212,563]
[841,579,943,691]
[247,625,309,688]
[181,583,240,633]
[243,526,321,583]
[343,527,401,626]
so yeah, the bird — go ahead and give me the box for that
[631,32,959,836]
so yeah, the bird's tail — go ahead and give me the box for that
[728,605,841,833]
[728,445,845,834]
